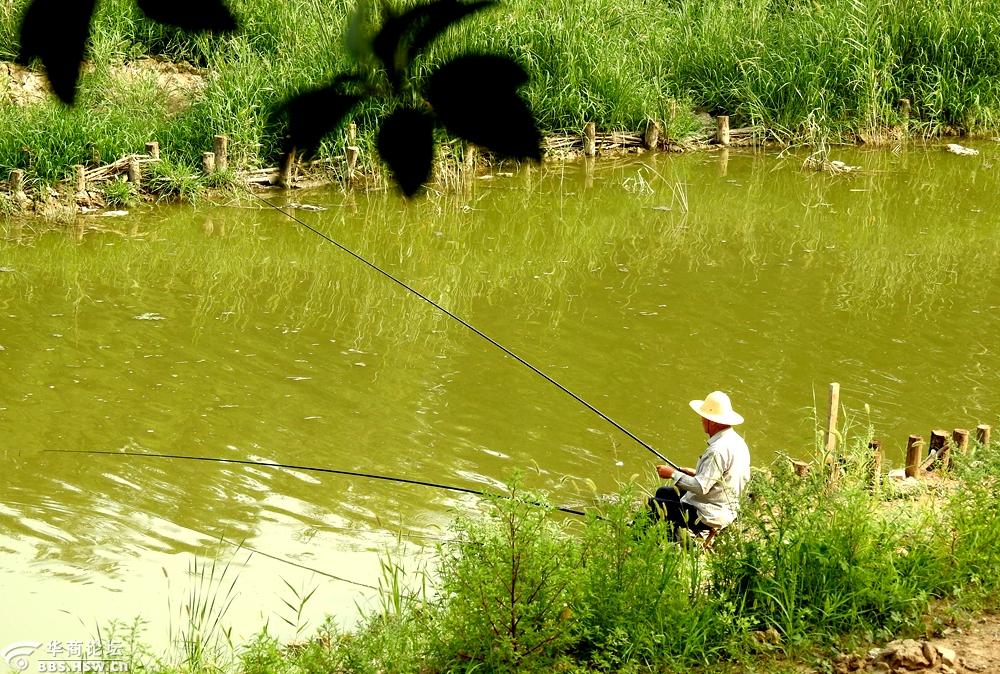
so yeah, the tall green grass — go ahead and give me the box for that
[3,0,1000,185]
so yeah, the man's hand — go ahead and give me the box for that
[657,465,697,479]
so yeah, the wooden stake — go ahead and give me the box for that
[716,115,731,146]
[145,141,160,160]
[900,98,911,129]
[791,459,810,477]
[952,428,969,459]
[74,164,86,193]
[977,424,992,446]
[127,160,141,187]
[583,122,596,157]
[869,440,883,491]
[825,382,840,454]
[9,169,27,206]
[463,143,476,173]
[202,151,216,175]
[279,149,296,188]
[345,146,359,183]
[643,120,660,150]
[929,429,949,470]
[213,135,228,173]
[347,122,357,146]
[905,434,924,478]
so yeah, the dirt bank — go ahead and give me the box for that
[1,58,205,110]
[821,613,1000,674]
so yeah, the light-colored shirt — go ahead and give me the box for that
[673,427,750,528]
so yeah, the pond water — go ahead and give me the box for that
[1,144,997,650]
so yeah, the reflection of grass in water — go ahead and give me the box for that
[2,149,998,332]
[0,180,685,343]
[641,150,1000,314]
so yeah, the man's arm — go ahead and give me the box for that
[656,450,724,496]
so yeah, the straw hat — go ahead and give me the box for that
[689,391,744,426]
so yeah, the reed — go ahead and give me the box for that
[167,553,242,670]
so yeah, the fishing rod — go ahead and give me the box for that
[44,449,589,517]
[246,191,684,473]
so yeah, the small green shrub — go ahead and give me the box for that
[578,487,724,668]
[240,630,290,674]
[145,158,206,202]
[0,192,18,216]
[943,436,1000,606]
[102,176,137,207]
[434,480,583,672]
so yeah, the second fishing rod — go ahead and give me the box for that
[248,191,684,473]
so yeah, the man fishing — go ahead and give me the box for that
[648,391,751,540]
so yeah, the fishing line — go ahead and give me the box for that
[222,537,380,591]
[246,191,681,472]
[44,449,589,517]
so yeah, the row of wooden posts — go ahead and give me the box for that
[578,115,751,156]
[6,124,367,199]
[580,97,915,156]
[803,382,993,484]
[5,100,919,197]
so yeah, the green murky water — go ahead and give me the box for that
[1,145,997,647]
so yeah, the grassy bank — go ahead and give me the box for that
[70,427,1000,674]
[2,0,1000,189]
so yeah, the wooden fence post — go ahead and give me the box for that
[127,160,141,187]
[716,115,731,146]
[824,382,841,484]
[977,424,992,446]
[463,143,476,173]
[10,169,24,194]
[952,428,969,464]
[929,429,949,470]
[900,98,911,130]
[145,141,160,160]
[213,135,228,173]
[825,383,840,454]
[10,169,28,206]
[347,122,357,146]
[280,149,296,188]
[346,146,359,183]
[643,120,660,150]
[905,434,923,478]
[202,151,216,175]
[583,122,596,157]
[74,165,86,193]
